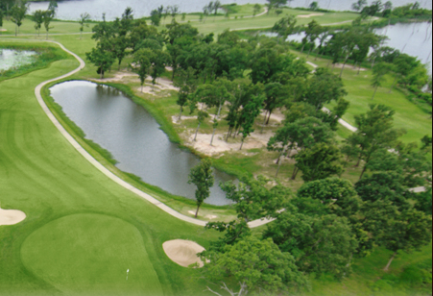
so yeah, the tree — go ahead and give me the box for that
[171,5,179,20]
[42,9,54,40]
[150,9,161,26]
[345,104,405,179]
[371,62,390,99]
[297,177,362,218]
[326,98,350,131]
[295,143,344,182]
[309,1,319,11]
[0,9,3,34]
[149,50,171,85]
[239,95,264,150]
[205,219,252,253]
[194,111,209,142]
[270,117,335,180]
[177,86,192,121]
[203,236,308,296]
[221,176,292,222]
[381,209,432,271]
[253,4,261,17]
[10,0,28,36]
[133,48,151,92]
[86,45,115,79]
[48,0,57,17]
[32,10,44,36]
[304,68,348,110]
[352,0,368,11]
[264,212,358,280]
[272,15,297,40]
[263,82,288,126]
[188,159,214,218]
[213,0,221,15]
[79,13,91,39]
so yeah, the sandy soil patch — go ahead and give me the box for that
[163,240,206,268]
[297,13,325,18]
[188,211,218,220]
[0,207,26,226]
[188,130,273,156]
[333,63,367,72]
[0,29,7,32]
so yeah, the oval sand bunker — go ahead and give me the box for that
[0,207,26,226]
[163,240,205,268]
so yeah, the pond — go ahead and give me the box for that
[29,0,431,21]
[50,81,236,206]
[0,49,36,71]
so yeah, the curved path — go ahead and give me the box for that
[33,40,274,228]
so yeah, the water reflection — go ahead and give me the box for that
[50,81,235,206]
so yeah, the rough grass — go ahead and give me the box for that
[0,7,431,296]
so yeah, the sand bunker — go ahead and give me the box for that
[0,207,26,226]
[297,13,325,18]
[0,29,7,32]
[163,240,206,268]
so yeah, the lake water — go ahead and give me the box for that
[29,0,432,21]
[285,22,433,74]
[50,81,235,206]
[0,49,36,71]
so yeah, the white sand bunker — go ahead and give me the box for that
[0,29,7,32]
[0,207,26,226]
[163,240,206,268]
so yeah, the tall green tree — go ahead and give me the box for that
[78,13,91,39]
[42,9,54,40]
[297,177,363,219]
[305,68,347,110]
[133,48,151,92]
[239,95,264,150]
[193,111,209,142]
[295,143,344,182]
[221,176,292,222]
[32,10,44,36]
[272,15,297,40]
[203,236,307,296]
[264,212,358,280]
[86,45,115,79]
[188,159,215,218]
[10,0,28,36]
[371,62,390,99]
[352,0,368,11]
[263,82,288,126]
[345,104,405,179]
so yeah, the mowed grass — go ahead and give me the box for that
[0,40,219,296]
[21,214,163,296]
[0,7,431,295]
[292,52,433,144]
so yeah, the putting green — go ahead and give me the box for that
[21,214,164,296]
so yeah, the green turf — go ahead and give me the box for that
[21,214,164,296]
[0,6,431,296]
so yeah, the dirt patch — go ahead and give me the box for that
[163,240,206,268]
[0,207,26,226]
[333,63,367,72]
[297,13,325,18]
[0,29,7,32]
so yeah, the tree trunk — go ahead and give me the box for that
[389,76,398,93]
[194,123,201,141]
[216,103,223,120]
[372,86,378,100]
[359,164,367,180]
[261,110,268,134]
[171,65,176,81]
[275,149,286,178]
[239,138,245,150]
[178,107,183,121]
[266,110,272,125]
[340,58,348,78]
[383,252,397,271]
[358,64,362,75]
[291,167,299,180]
[195,203,201,218]
[46,31,48,40]
[210,128,217,146]
[226,127,232,141]
[101,64,104,80]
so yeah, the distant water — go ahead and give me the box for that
[29,0,432,21]
[285,22,432,74]
[0,49,36,71]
